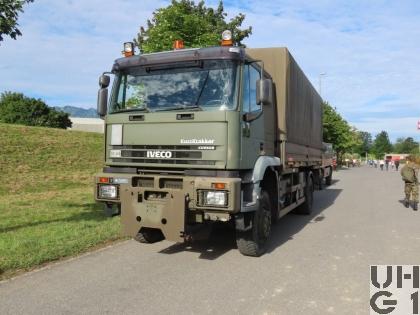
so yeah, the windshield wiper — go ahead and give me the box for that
[154,105,203,112]
[112,107,149,114]
[195,70,210,105]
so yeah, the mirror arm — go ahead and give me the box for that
[243,110,263,122]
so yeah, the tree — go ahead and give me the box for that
[371,131,393,159]
[393,137,405,153]
[0,92,72,129]
[0,0,34,43]
[393,137,419,154]
[353,130,372,156]
[134,0,252,53]
[348,127,363,154]
[322,101,353,163]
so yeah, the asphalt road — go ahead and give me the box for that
[1,165,419,315]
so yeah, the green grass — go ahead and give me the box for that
[0,123,122,279]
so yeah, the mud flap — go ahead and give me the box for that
[120,187,186,243]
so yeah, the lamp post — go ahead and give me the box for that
[417,120,420,153]
[319,73,327,98]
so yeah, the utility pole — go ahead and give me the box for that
[417,120,420,153]
[319,73,327,98]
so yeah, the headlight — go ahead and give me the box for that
[98,184,118,199]
[202,190,228,207]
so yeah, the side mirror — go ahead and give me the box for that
[97,88,108,118]
[256,79,273,105]
[99,74,110,88]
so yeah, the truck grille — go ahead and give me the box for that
[110,145,215,165]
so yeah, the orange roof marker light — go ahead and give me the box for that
[211,182,226,190]
[221,30,233,46]
[173,40,184,50]
[123,42,134,57]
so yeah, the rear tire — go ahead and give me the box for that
[236,191,272,257]
[318,171,324,190]
[135,228,164,243]
[325,167,332,186]
[295,175,313,215]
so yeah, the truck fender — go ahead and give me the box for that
[241,156,281,213]
[252,156,281,183]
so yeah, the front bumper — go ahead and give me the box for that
[94,172,241,242]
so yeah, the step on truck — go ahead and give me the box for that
[94,32,333,256]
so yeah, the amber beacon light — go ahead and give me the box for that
[123,42,134,57]
[221,30,233,46]
[173,40,185,50]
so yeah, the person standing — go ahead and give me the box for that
[395,159,400,171]
[385,159,389,171]
[379,159,384,171]
[400,156,419,210]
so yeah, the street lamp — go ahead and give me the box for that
[319,73,327,98]
[417,119,420,153]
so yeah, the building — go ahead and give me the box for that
[384,153,410,161]
[68,118,104,133]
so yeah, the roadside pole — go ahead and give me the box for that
[417,120,420,153]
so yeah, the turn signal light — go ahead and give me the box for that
[173,40,184,50]
[99,177,110,183]
[212,182,226,190]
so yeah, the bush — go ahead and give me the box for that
[0,92,72,129]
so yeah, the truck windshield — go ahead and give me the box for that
[110,60,238,113]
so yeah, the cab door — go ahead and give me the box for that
[240,64,266,169]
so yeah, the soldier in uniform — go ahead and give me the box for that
[401,155,419,210]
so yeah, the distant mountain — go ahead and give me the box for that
[55,106,98,118]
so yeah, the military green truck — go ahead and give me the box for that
[94,36,333,256]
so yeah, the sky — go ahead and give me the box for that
[0,0,419,141]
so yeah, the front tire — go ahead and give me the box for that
[236,191,272,257]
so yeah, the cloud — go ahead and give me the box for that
[223,0,420,139]
[0,0,419,140]
[353,117,420,141]
[0,0,166,107]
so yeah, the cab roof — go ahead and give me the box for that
[112,46,248,72]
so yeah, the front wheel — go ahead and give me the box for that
[236,191,272,257]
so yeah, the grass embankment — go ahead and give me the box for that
[0,124,122,279]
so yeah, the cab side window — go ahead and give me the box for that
[242,64,262,113]
[249,65,261,112]
[242,65,250,112]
